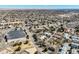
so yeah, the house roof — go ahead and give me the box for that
[6,28,26,39]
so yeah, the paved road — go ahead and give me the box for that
[22,26,44,53]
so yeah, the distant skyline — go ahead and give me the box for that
[0,5,79,9]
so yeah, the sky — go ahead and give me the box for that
[0,5,79,9]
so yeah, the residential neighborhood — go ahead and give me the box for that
[0,9,79,54]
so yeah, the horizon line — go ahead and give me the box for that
[0,5,79,9]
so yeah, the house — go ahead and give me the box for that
[0,19,24,29]
[63,33,70,40]
[71,35,79,41]
[59,43,71,54]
